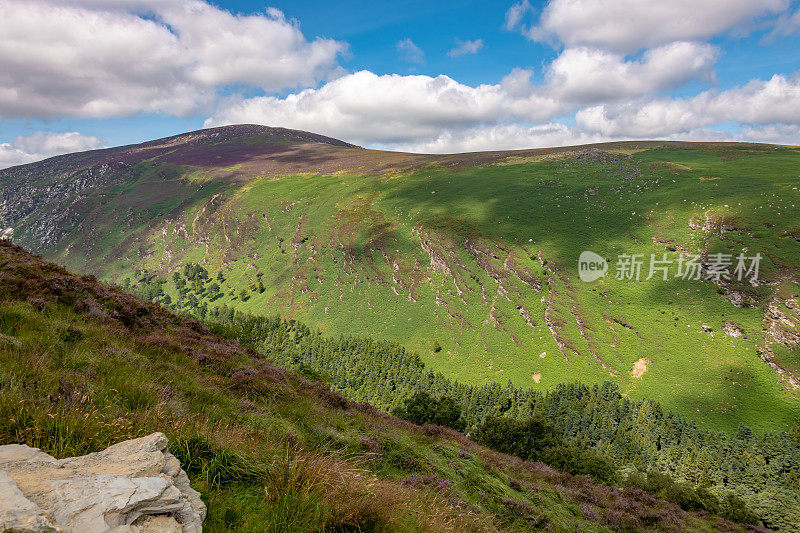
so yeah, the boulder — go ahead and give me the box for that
[0,433,205,533]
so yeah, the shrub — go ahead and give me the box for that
[475,416,618,484]
[623,471,755,518]
[719,492,761,525]
[392,392,464,431]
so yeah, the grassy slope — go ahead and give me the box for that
[4,132,800,434]
[0,241,757,533]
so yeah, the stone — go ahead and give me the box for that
[0,469,62,532]
[723,320,745,338]
[0,433,205,533]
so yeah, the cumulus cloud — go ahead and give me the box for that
[391,123,603,153]
[381,118,800,155]
[397,38,425,64]
[205,38,724,147]
[2,0,795,155]
[576,72,800,138]
[546,42,718,104]
[447,39,484,57]
[0,0,346,119]
[205,70,570,145]
[507,0,788,53]
[730,124,800,144]
[381,117,800,154]
[205,65,800,153]
[0,131,106,169]
[198,1,800,153]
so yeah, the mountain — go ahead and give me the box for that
[1,125,799,433]
[0,240,769,532]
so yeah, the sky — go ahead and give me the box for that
[1,0,799,168]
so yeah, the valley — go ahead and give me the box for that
[1,125,799,433]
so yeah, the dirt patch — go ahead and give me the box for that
[630,358,650,378]
[698,176,719,181]
[649,161,691,172]
[532,372,542,383]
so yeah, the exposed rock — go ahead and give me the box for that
[701,324,714,335]
[688,212,741,236]
[0,469,61,532]
[723,321,746,338]
[761,296,800,390]
[727,290,757,308]
[0,433,205,533]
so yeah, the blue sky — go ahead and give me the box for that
[1,0,799,167]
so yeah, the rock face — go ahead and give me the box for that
[0,433,205,533]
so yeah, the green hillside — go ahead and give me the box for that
[1,126,799,433]
[0,240,770,532]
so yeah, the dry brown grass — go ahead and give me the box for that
[264,446,495,532]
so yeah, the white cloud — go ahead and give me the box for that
[507,0,788,53]
[205,38,724,147]
[206,66,800,153]
[388,120,800,154]
[576,72,800,138]
[0,0,346,119]
[546,42,718,104]
[391,123,602,153]
[397,38,425,64]
[206,70,569,145]
[0,131,106,169]
[765,8,800,40]
[2,0,793,155]
[160,2,345,89]
[447,39,484,57]
[730,123,800,144]
[503,0,532,32]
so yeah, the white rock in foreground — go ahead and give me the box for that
[0,433,205,533]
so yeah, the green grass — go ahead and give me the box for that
[12,143,800,434]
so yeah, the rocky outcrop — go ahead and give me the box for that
[761,297,800,390]
[723,320,746,337]
[727,289,757,308]
[0,433,205,533]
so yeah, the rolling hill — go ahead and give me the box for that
[1,124,799,433]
